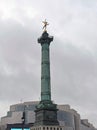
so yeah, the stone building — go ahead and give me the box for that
[0,101,96,130]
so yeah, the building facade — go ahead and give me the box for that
[0,101,96,130]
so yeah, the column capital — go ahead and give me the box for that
[38,31,53,45]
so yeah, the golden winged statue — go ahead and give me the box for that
[42,19,49,32]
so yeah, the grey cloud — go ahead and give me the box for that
[0,18,41,102]
[50,40,97,125]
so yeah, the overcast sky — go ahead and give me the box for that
[0,0,97,128]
